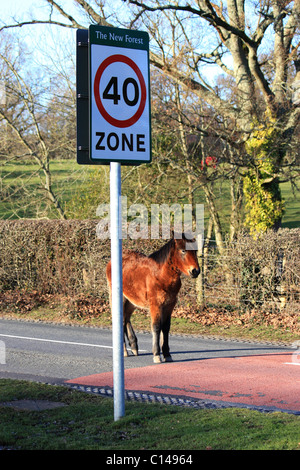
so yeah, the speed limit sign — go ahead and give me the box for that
[89,25,151,164]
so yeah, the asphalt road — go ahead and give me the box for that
[0,317,293,386]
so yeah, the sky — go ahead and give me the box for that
[1,0,79,25]
[0,0,129,65]
[0,0,84,76]
[0,0,80,42]
[0,0,127,30]
[0,0,256,91]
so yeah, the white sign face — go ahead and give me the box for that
[89,26,151,164]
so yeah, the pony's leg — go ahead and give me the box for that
[161,315,171,362]
[123,298,138,356]
[123,298,129,357]
[150,305,162,363]
[161,304,175,362]
[152,322,161,363]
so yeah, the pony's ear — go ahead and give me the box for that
[171,229,175,239]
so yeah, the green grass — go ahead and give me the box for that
[0,379,299,450]
[0,159,80,219]
[281,181,300,229]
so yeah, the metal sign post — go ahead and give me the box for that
[77,25,151,421]
[110,161,124,421]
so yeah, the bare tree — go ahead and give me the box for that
[0,33,67,219]
[1,0,299,233]
[125,0,300,233]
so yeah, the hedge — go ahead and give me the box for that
[0,220,299,332]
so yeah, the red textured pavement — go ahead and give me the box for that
[66,352,300,412]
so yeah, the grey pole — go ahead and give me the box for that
[110,161,125,421]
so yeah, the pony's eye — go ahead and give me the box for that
[181,249,186,254]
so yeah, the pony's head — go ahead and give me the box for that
[173,232,200,278]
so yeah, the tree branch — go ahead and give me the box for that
[125,0,258,48]
[149,49,239,120]
[45,0,82,27]
[0,19,79,32]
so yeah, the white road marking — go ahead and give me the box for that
[0,333,147,352]
[0,333,113,349]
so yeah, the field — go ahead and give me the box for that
[1,159,299,229]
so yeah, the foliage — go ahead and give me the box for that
[243,171,284,235]
[244,116,285,235]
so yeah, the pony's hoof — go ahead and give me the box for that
[153,355,161,364]
[131,348,138,356]
[124,349,128,357]
[163,355,173,362]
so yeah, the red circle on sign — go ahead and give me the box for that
[94,54,147,128]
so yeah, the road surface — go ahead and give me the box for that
[0,318,299,414]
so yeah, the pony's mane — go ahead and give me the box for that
[148,238,175,265]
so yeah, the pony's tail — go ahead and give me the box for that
[106,260,112,308]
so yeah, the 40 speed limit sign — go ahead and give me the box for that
[89,25,151,164]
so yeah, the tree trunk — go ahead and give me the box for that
[202,184,225,256]
[230,177,243,241]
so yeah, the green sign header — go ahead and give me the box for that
[89,25,149,51]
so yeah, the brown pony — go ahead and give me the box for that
[106,233,200,363]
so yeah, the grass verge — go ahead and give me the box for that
[0,379,300,450]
